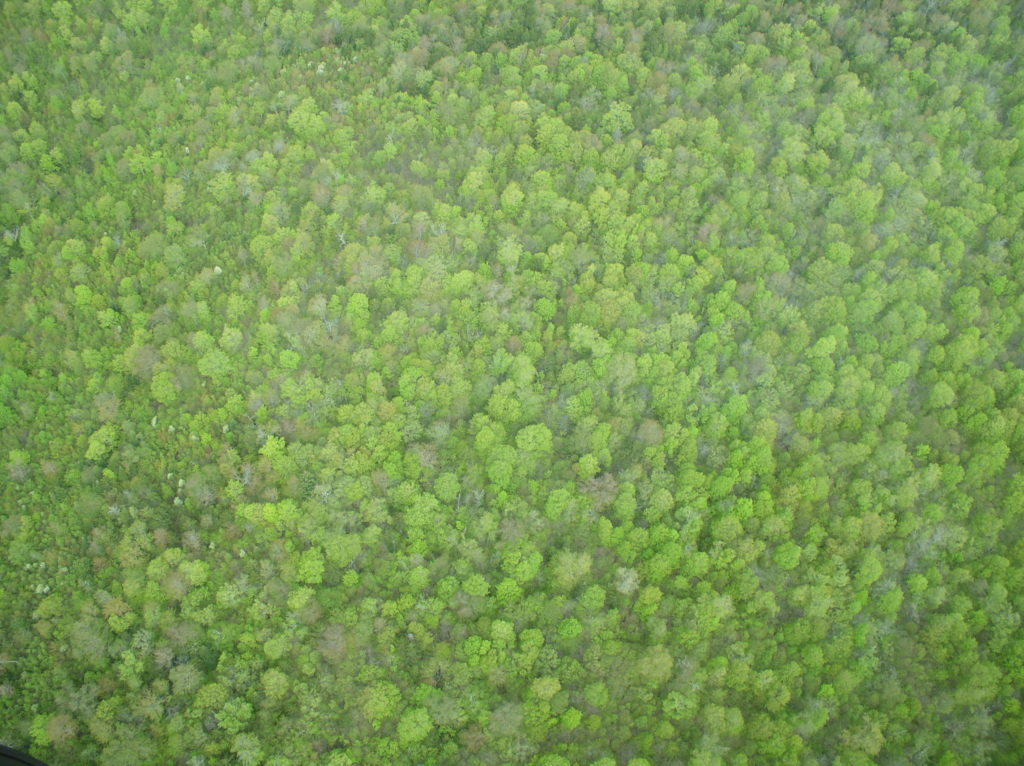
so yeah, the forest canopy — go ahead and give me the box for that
[1,0,1023,764]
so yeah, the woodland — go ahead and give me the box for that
[1,1,1023,764]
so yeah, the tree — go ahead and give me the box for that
[515,423,553,454]
[551,550,592,592]
[397,706,433,746]
[361,683,401,730]
[774,542,802,571]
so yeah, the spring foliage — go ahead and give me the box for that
[1,1,1024,764]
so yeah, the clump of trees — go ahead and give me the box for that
[1,1,1023,764]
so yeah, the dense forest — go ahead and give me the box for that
[2,0,1023,764]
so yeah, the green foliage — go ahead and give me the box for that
[773,542,802,571]
[295,547,325,585]
[396,706,432,746]
[515,423,553,454]
[361,682,401,730]
[530,677,561,701]
[1,1,1022,764]
[287,97,327,143]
